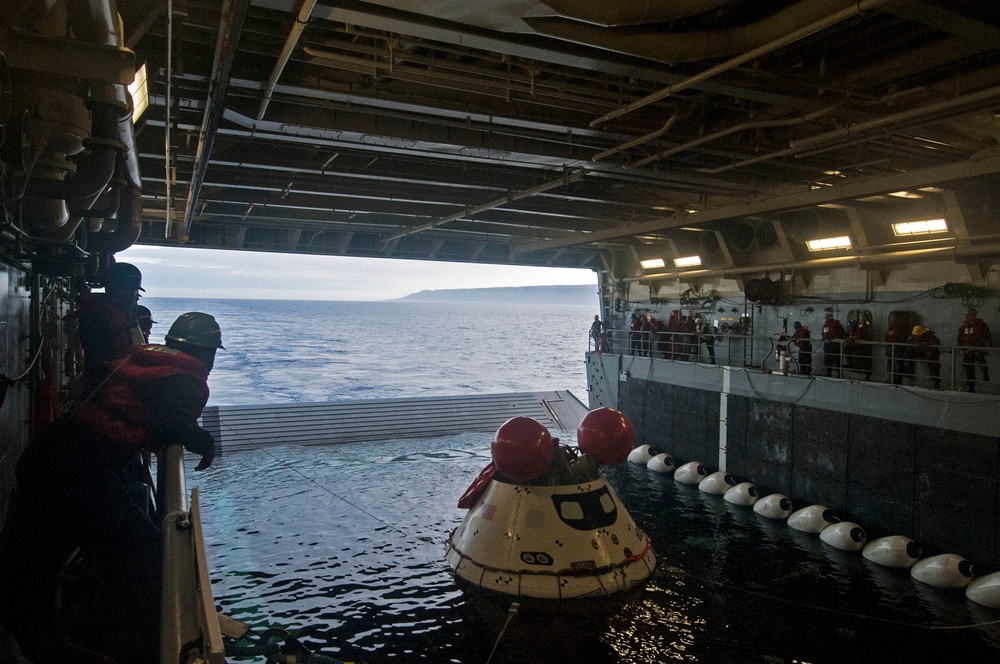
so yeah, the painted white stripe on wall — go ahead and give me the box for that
[719,367,731,471]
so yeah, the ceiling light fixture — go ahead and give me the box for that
[892,219,948,236]
[673,255,702,268]
[806,236,852,251]
[640,258,666,269]
[128,63,149,122]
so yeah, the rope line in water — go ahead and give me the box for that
[672,567,1000,631]
[213,423,445,662]
[485,602,520,664]
[218,421,419,540]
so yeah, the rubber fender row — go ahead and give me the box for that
[626,444,1000,609]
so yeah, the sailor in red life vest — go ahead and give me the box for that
[957,307,992,392]
[884,319,910,384]
[629,312,642,355]
[791,321,812,375]
[821,307,847,377]
[75,312,221,469]
[844,319,873,380]
[907,325,941,389]
[135,304,157,343]
[76,262,146,389]
[639,314,654,356]
[0,312,223,662]
[649,315,668,358]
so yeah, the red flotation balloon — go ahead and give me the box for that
[491,417,554,481]
[577,408,635,466]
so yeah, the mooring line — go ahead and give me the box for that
[216,421,429,542]
[485,602,520,664]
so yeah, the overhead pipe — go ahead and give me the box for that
[384,168,586,243]
[33,0,143,254]
[630,104,840,168]
[617,85,917,167]
[257,0,318,120]
[700,84,1000,175]
[88,184,142,254]
[592,112,678,161]
[164,0,173,237]
[788,84,1000,151]
[541,0,733,27]
[73,182,121,218]
[531,1,860,67]
[24,99,118,203]
[301,45,628,113]
[588,0,890,126]
[181,0,251,240]
[73,2,140,189]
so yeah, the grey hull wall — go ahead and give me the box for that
[586,351,1000,569]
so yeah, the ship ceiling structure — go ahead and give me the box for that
[4,0,1000,287]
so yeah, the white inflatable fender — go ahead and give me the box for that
[698,471,737,495]
[862,536,922,568]
[674,461,708,485]
[966,571,1000,609]
[753,494,793,520]
[787,505,839,533]
[723,482,760,506]
[627,444,657,465]
[910,553,975,589]
[646,453,675,474]
[819,521,867,552]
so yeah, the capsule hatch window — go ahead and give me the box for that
[551,486,618,530]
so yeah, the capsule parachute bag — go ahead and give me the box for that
[457,462,496,509]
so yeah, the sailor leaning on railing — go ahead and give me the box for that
[0,312,224,663]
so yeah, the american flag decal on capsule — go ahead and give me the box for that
[479,503,497,520]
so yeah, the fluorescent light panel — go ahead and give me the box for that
[806,236,852,251]
[892,218,948,236]
[129,63,149,122]
[673,255,702,268]
[639,258,665,269]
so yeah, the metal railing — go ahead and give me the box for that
[591,330,994,393]
[157,444,227,664]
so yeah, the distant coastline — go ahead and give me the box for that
[392,284,598,305]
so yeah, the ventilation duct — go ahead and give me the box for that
[729,220,755,252]
[744,277,782,304]
[755,221,779,249]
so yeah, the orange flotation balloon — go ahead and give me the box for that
[577,407,635,466]
[491,416,554,481]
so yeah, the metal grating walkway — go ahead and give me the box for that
[199,391,588,451]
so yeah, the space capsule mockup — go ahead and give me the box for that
[446,410,656,599]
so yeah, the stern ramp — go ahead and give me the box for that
[199,391,587,451]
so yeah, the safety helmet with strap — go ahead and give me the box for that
[165,312,225,349]
[103,262,144,292]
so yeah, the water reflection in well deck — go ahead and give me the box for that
[193,433,1000,664]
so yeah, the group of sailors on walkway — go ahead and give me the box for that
[593,305,993,392]
[605,310,718,363]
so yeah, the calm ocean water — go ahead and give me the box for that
[147,297,1000,663]
[142,298,596,405]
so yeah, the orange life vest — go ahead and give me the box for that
[76,344,209,451]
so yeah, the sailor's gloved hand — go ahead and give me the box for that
[184,428,216,471]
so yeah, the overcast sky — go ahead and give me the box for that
[117,245,598,301]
